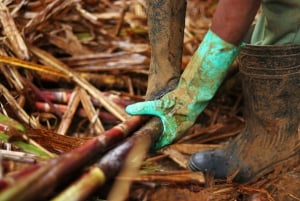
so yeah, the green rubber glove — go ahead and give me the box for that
[126,29,243,149]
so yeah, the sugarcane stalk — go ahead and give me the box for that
[39,90,136,108]
[34,102,120,124]
[30,45,129,122]
[0,52,129,121]
[0,164,43,189]
[52,117,162,201]
[25,80,63,117]
[51,166,106,201]
[0,116,149,201]
[107,131,150,201]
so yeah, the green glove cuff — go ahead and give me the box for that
[196,29,242,75]
[178,29,243,115]
[154,30,244,148]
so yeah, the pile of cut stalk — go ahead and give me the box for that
[0,1,298,201]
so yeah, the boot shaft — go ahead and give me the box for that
[238,45,300,136]
[188,45,300,183]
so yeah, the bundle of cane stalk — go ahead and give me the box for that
[0,114,162,201]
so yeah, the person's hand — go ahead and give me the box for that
[126,87,206,149]
[126,29,243,149]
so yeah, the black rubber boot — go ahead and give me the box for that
[188,45,300,183]
[145,0,186,100]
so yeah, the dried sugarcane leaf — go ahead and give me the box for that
[56,87,81,135]
[0,55,67,78]
[0,114,53,159]
[30,46,129,122]
[24,0,79,34]
[79,87,105,133]
[0,2,29,59]
[46,24,93,56]
[25,127,86,153]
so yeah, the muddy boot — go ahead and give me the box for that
[145,0,186,100]
[188,45,300,183]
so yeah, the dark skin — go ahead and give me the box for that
[211,0,261,46]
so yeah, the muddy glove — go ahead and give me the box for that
[126,30,243,149]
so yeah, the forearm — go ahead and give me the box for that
[211,0,261,45]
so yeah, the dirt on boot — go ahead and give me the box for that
[189,45,300,183]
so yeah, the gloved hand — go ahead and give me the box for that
[126,29,243,149]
